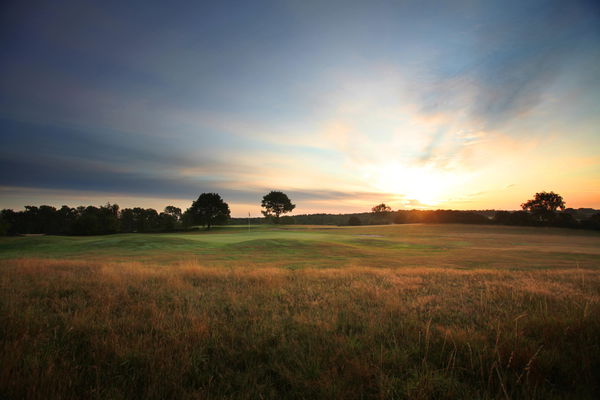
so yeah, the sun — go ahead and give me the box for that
[367,163,458,207]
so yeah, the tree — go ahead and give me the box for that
[186,193,231,229]
[348,216,362,226]
[72,206,100,235]
[1,209,17,235]
[164,206,182,221]
[521,191,565,223]
[57,205,77,235]
[22,206,41,233]
[142,208,161,232]
[97,203,120,234]
[371,203,392,215]
[582,213,600,230]
[160,206,182,231]
[261,191,295,223]
[118,207,160,233]
[0,213,9,236]
[38,205,59,234]
[370,203,393,224]
[393,212,408,224]
[119,208,136,232]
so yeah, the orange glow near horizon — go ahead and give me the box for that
[362,163,471,207]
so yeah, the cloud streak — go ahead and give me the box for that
[415,0,600,129]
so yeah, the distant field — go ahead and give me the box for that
[1,224,599,269]
[1,224,599,399]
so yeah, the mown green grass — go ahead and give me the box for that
[1,224,599,270]
[1,224,599,399]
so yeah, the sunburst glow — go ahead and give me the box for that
[364,163,468,207]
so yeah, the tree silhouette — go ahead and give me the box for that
[186,193,230,229]
[582,213,600,230]
[371,203,392,215]
[261,191,295,223]
[0,213,9,236]
[164,206,182,221]
[348,216,362,226]
[160,206,182,231]
[521,191,565,223]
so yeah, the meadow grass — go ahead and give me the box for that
[1,224,599,399]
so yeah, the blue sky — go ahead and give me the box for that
[1,0,599,215]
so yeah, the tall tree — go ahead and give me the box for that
[186,193,231,229]
[261,191,295,223]
[521,191,565,223]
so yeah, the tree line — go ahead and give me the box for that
[0,204,182,236]
[1,190,599,235]
[230,192,600,230]
[0,190,296,235]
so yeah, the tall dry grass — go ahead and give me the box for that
[1,258,599,399]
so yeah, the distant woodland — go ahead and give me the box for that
[1,205,599,236]
[231,208,600,230]
[1,191,598,235]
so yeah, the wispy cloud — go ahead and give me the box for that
[414,1,600,129]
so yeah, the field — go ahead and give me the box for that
[1,224,599,399]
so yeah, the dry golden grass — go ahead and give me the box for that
[1,257,599,399]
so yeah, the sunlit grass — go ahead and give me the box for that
[1,225,599,398]
[1,258,599,399]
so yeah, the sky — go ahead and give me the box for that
[1,0,599,216]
